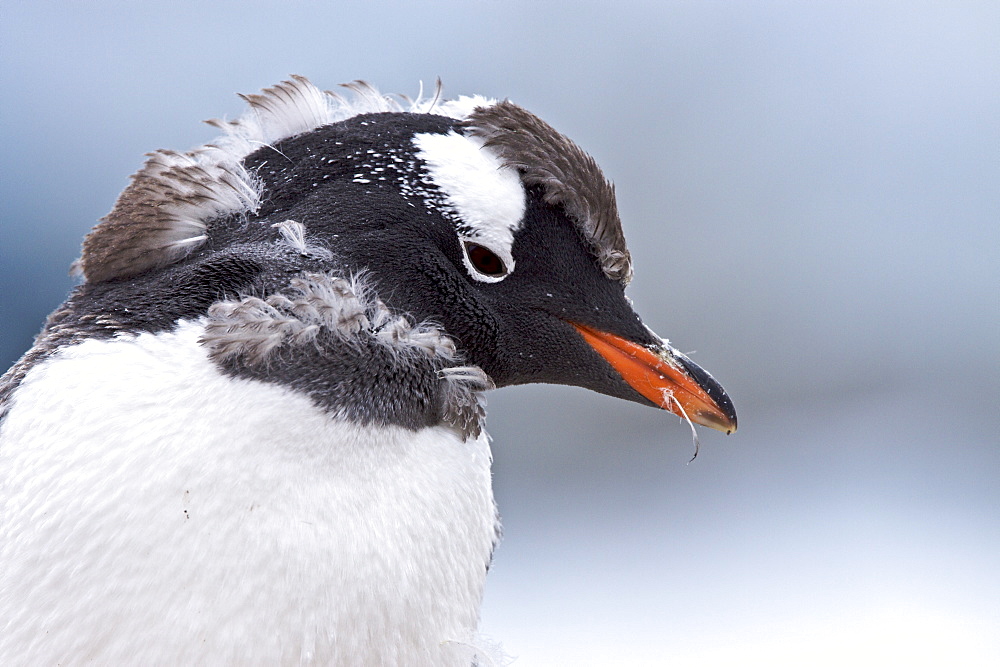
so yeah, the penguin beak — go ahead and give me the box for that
[571,323,737,434]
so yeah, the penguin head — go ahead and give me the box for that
[74,77,736,434]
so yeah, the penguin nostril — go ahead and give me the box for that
[464,242,508,277]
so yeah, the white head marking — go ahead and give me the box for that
[413,131,525,282]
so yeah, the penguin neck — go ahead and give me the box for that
[0,320,499,664]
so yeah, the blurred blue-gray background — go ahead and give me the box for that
[2,2,997,664]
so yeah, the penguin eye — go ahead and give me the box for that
[463,241,509,278]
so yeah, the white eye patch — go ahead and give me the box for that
[413,131,525,281]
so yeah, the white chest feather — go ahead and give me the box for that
[0,322,498,665]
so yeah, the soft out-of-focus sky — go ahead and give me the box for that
[2,2,997,664]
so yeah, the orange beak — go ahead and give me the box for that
[572,322,737,434]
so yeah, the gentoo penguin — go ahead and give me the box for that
[0,77,736,665]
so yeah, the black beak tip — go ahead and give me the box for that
[675,352,738,433]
